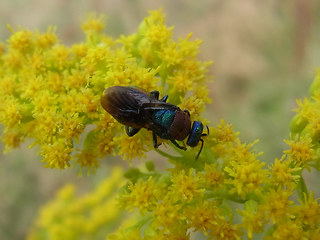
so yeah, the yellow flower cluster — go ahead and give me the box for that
[28,117,320,239]
[0,10,211,174]
[107,119,319,239]
[27,168,125,240]
[289,70,320,171]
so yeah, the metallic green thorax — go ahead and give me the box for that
[153,110,175,129]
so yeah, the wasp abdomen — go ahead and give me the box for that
[168,110,191,141]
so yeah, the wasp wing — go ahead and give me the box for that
[101,86,152,128]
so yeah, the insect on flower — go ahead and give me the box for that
[100,86,209,159]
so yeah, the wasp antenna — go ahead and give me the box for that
[195,138,204,160]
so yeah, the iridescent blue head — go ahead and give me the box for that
[187,121,204,147]
[187,121,209,159]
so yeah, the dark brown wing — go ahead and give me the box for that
[101,86,152,128]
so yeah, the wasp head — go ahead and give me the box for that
[187,121,209,159]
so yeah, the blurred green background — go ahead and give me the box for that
[1,0,320,239]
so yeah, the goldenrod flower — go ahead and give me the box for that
[237,200,264,239]
[28,168,125,240]
[259,188,294,224]
[224,159,267,198]
[151,195,184,234]
[201,163,225,189]
[295,191,320,227]
[81,13,106,34]
[266,221,303,240]
[34,27,58,49]
[210,220,243,240]
[8,29,33,51]
[170,168,205,203]
[224,140,267,198]
[0,10,210,173]
[113,133,149,163]
[284,135,314,168]
[2,128,23,153]
[0,41,5,55]
[184,200,221,235]
[269,155,301,189]
[120,177,159,214]
[210,119,239,144]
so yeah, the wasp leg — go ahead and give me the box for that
[170,140,187,150]
[183,109,190,116]
[150,90,160,99]
[160,95,168,102]
[150,91,168,102]
[196,139,204,160]
[125,126,141,137]
[152,132,162,148]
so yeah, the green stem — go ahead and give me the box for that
[130,215,152,230]
[154,148,182,161]
[205,191,250,204]
[155,147,204,170]
[309,162,320,171]
[296,175,308,202]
